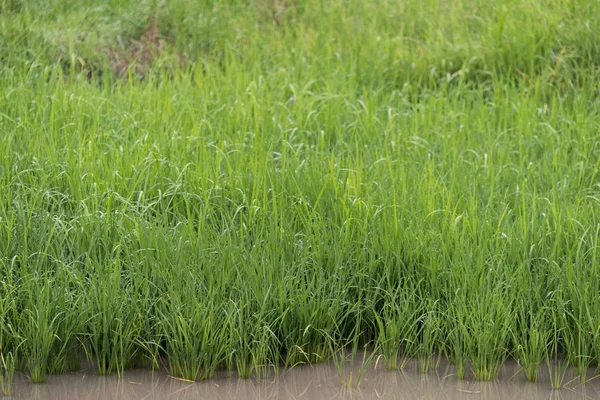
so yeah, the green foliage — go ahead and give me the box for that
[0,0,599,387]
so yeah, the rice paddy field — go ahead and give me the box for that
[1,0,600,394]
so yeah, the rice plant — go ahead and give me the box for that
[374,280,422,370]
[0,352,15,396]
[513,305,551,382]
[0,0,600,388]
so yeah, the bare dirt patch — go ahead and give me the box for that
[106,19,179,78]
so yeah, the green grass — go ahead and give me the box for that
[1,0,600,388]
[0,352,15,396]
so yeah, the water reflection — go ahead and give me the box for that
[9,358,600,400]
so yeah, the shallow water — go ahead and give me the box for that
[7,359,600,400]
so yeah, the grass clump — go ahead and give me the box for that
[1,0,600,388]
[0,352,15,396]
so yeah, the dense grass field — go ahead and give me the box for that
[1,0,600,391]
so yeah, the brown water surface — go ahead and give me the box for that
[7,359,600,399]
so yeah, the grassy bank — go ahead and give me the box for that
[1,0,600,389]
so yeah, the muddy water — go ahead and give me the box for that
[7,359,600,400]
